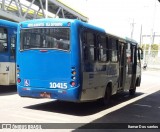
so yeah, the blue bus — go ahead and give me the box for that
[0,19,17,85]
[17,18,143,105]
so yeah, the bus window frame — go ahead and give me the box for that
[131,44,136,64]
[10,35,16,60]
[82,29,97,62]
[126,42,132,63]
[20,27,71,52]
[109,37,118,62]
[97,33,109,63]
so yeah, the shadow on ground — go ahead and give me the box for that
[24,92,143,116]
[0,85,17,96]
[73,90,160,132]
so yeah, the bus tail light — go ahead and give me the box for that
[70,81,76,87]
[72,71,76,75]
[17,65,20,81]
[17,69,20,73]
[71,67,77,87]
[71,67,76,75]
[72,76,76,80]
[17,78,21,83]
[17,65,20,73]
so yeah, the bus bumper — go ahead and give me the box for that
[17,85,80,102]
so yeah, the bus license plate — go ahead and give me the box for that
[40,92,51,98]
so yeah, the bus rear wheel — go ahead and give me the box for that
[100,86,111,106]
[129,83,136,95]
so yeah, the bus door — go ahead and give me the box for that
[124,43,132,90]
[130,44,137,88]
[10,33,17,84]
[136,47,142,86]
[118,42,126,89]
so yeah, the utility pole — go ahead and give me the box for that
[139,24,143,47]
[45,0,48,18]
[148,0,157,55]
[131,19,135,39]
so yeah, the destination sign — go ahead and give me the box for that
[27,22,63,27]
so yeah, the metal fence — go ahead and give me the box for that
[143,50,160,69]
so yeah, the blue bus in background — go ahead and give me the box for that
[0,19,17,85]
[17,18,143,105]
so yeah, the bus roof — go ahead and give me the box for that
[125,37,138,44]
[0,19,18,28]
[19,18,137,44]
[20,18,105,33]
[20,18,75,24]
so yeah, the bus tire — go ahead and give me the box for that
[100,86,111,106]
[129,83,136,95]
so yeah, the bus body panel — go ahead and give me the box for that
[17,19,82,101]
[18,50,71,87]
[0,19,17,85]
[0,62,15,85]
[17,18,142,103]
[80,63,119,101]
[17,85,80,101]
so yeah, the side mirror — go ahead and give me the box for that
[138,47,143,60]
[140,49,143,60]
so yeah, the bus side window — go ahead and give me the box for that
[83,31,96,61]
[0,28,8,52]
[87,32,96,61]
[81,31,88,60]
[131,45,136,64]
[10,35,16,60]
[126,43,131,63]
[98,34,107,62]
[109,38,118,62]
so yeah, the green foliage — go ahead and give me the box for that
[152,44,159,50]
[141,44,159,51]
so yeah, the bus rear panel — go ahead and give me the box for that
[17,18,143,104]
[17,19,81,101]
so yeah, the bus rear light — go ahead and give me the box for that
[17,69,20,73]
[72,76,76,80]
[72,71,76,75]
[17,78,21,83]
[70,81,76,87]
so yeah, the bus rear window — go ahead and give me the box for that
[20,28,70,51]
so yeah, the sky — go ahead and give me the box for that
[61,0,160,44]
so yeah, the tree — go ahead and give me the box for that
[142,44,159,51]
[151,44,158,51]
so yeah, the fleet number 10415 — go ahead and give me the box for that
[50,82,67,89]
